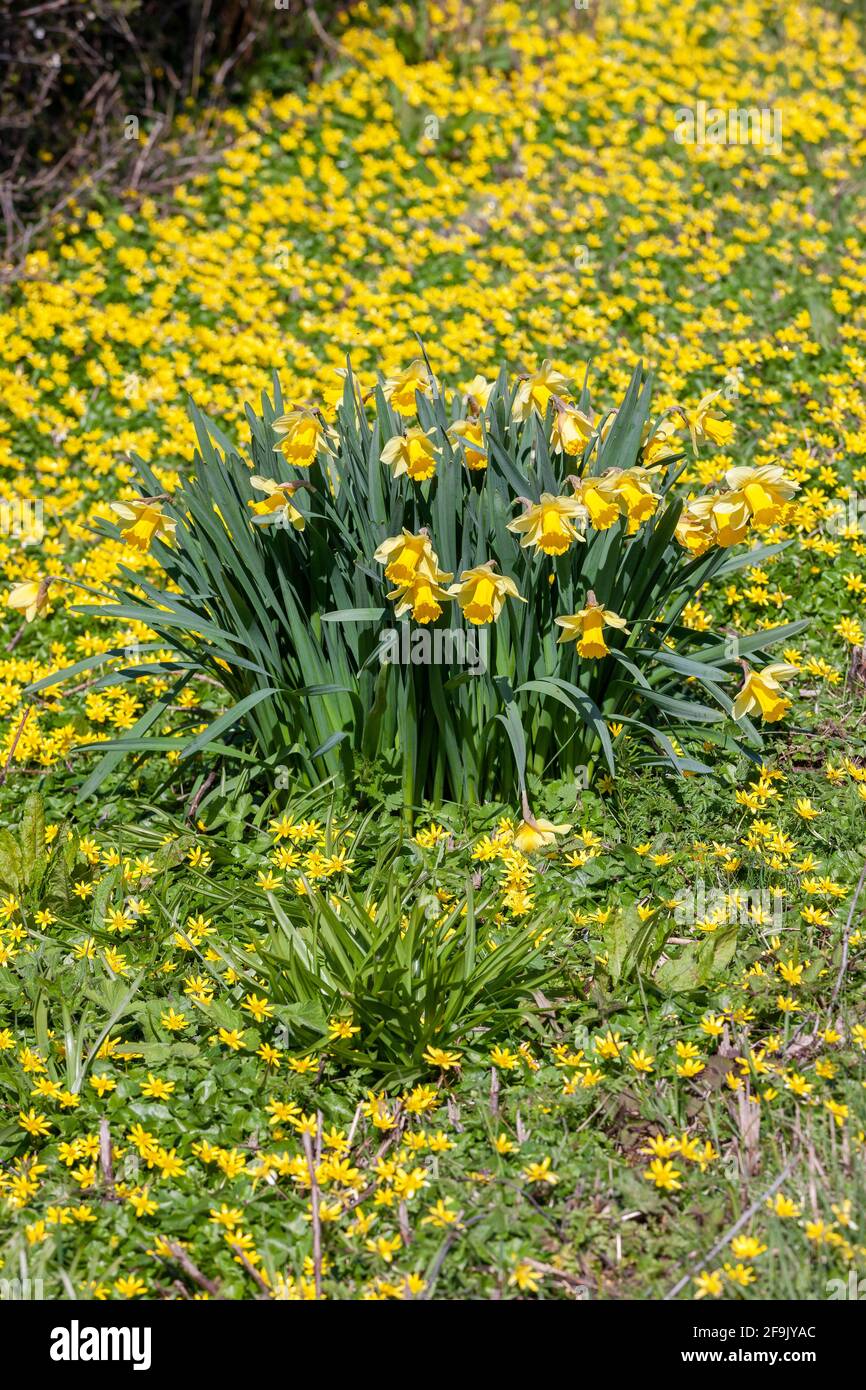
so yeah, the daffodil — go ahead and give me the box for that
[512,817,572,854]
[373,529,439,585]
[7,579,50,622]
[555,592,629,658]
[572,474,621,530]
[111,498,176,552]
[675,504,716,555]
[550,404,594,456]
[381,427,438,482]
[272,408,332,467]
[725,465,799,526]
[610,467,659,526]
[685,491,751,548]
[512,359,571,420]
[447,562,525,624]
[248,476,306,530]
[681,390,735,448]
[733,663,798,723]
[506,492,587,555]
[381,359,435,411]
[447,418,487,469]
[388,572,453,624]
[463,374,494,409]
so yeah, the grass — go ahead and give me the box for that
[1,0,866,1300]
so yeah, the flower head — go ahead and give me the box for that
[381,427,439,483]
[448,562,525,625]
[111,498,176,552]
[272,408,333,467]
[507,492,587,556]
[249,476,306,530]
[7,579,50,623]
[555,592,629,659]
[732,663,798,724]
[382,359,435,412]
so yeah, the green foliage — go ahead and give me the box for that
[210,851,556,1085]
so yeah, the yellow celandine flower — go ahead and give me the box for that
[506,492,587,555]
[509,1261,541,1292]
[521,1157,558,1185]
[111,498,176,552]
[272,407,332,467]
[512,817,571,854]
[555,592,629,658]
[643,1158,682,1190]
[732,663,798,723]
[381,427,438,482]
[694,1269,724,1298]
[448,417,487,469]
[725,464,799,526]
[381,359,435,412]
[7,578,51,623]
[447,561,525,625]
[422,1045,462,1069]
[512,360,571,420]
[730,1234,768,1260]
[248,475,305,530]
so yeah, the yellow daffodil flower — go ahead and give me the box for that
[381,427,438,482]
[447,561,525,624]
[506,492,587,555]
[555,592,629,658]
[111,498,176,552]
[733,663,798,723]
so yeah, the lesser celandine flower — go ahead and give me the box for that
[381,427,438,482]
[272,408,332,467]
[381,359,435,411]
[448,562,525,625]
[111,498,176,552]
[249,476,305,530]
[507,492,587,555]
[7,578,50,622]
[555,592,629,658]
[733,663,798,723]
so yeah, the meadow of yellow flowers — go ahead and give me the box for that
[1,0,865,1311]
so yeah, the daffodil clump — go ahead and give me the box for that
[39,356,802,815]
